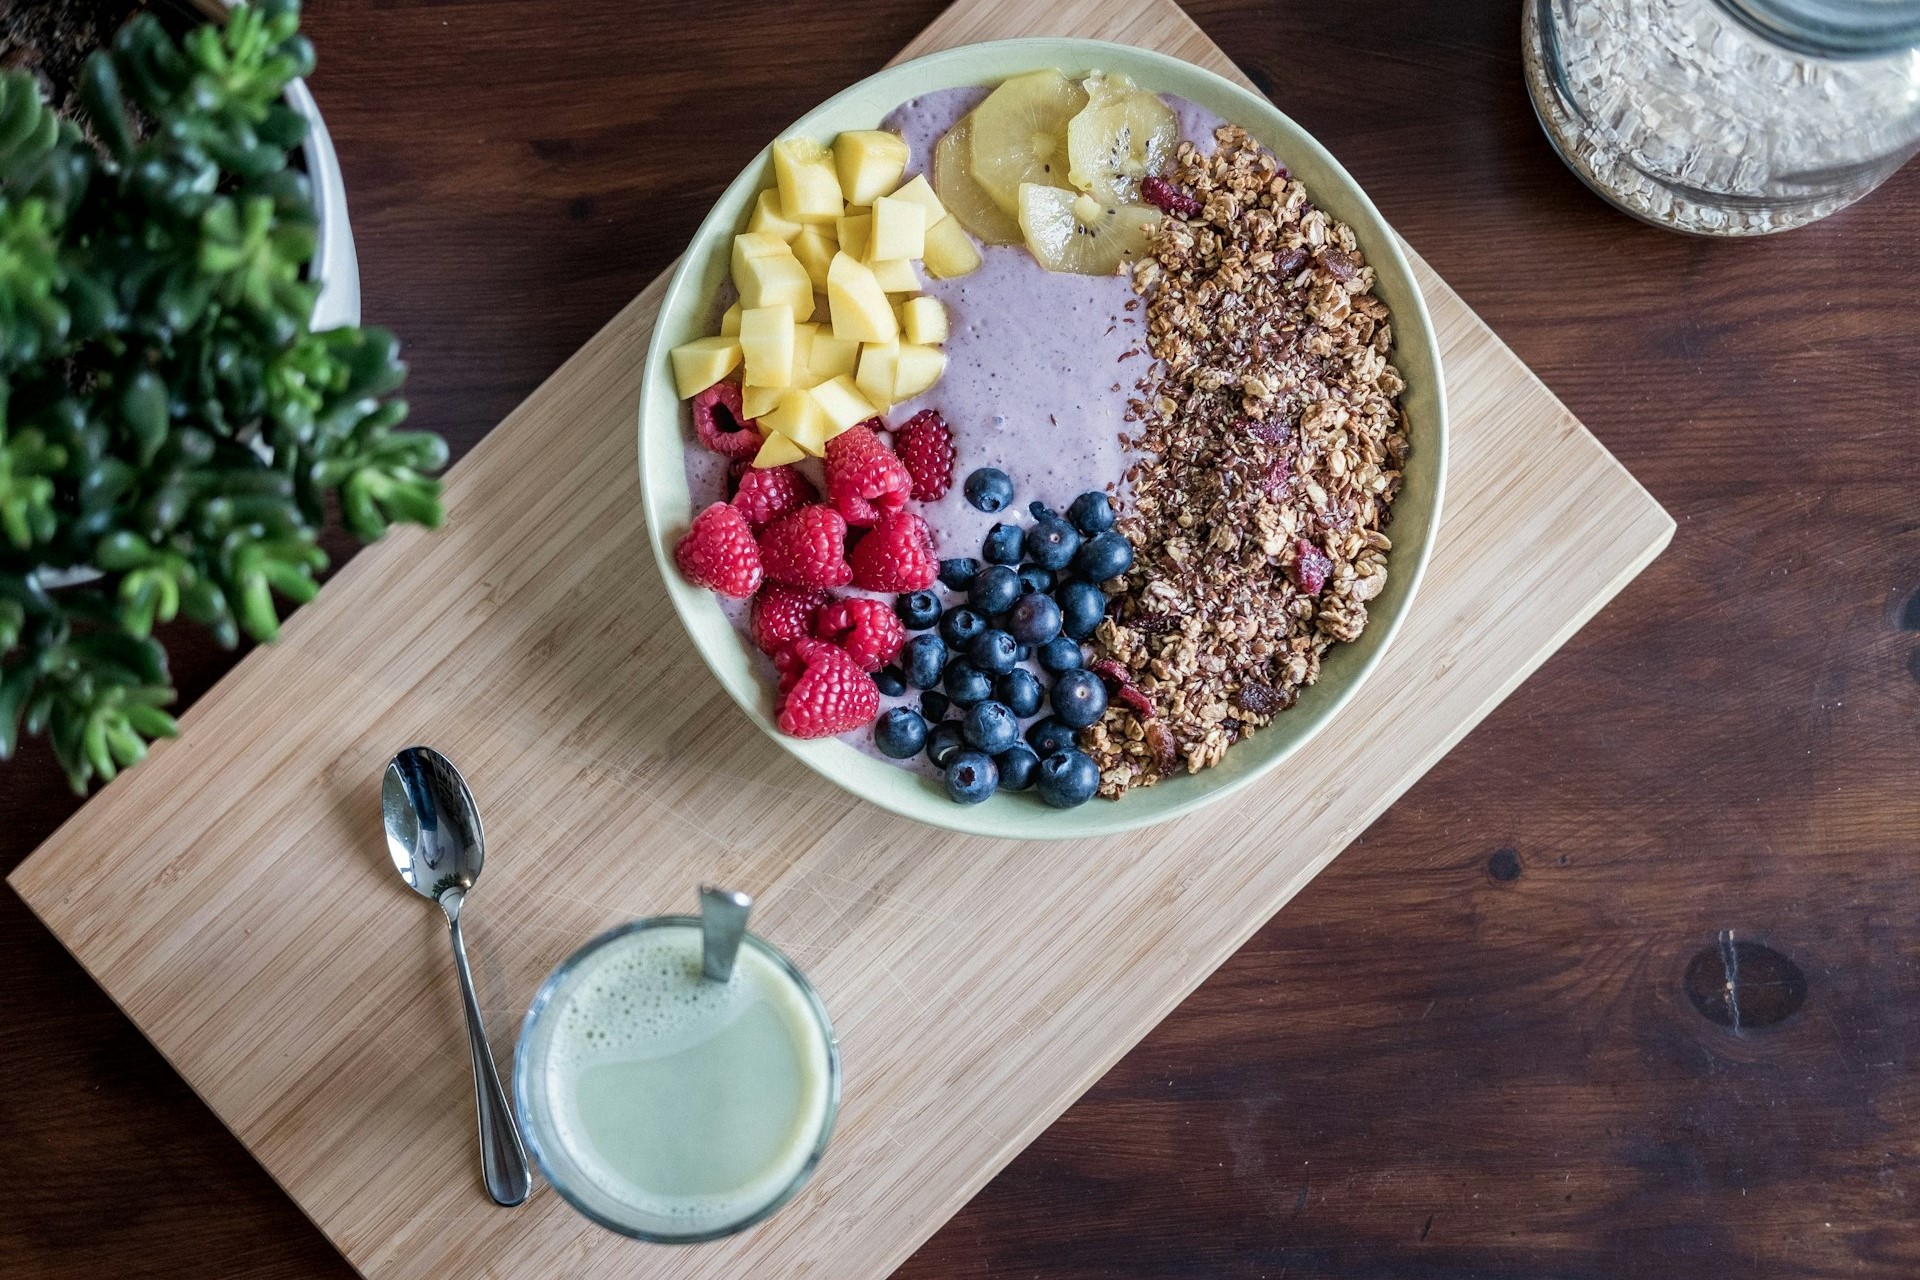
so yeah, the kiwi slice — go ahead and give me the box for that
[1066,73,1179,206]
[969,69,1088,215]
[933,115,1024,245]
[1017,183,1163,276]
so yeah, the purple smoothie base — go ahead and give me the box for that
[681,86,1231,775]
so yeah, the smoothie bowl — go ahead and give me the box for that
[640,39,1446,839]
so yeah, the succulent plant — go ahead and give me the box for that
[0,0,445,792]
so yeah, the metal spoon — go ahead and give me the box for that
[699,884,752,982]
[382,746,532,1207]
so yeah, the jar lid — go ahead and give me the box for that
[1720,0,1920,57]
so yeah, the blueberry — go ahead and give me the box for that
[1035,748,1100,808]
[964,468,1014,513]
[943,660,993,707]
[939,607,986,648]
[1038,635,1084,673]
[963,700,1019,754]
[1067,491,1115,534]
[996,668,1042,717]
[1026,715,1079,757]
[1024,517,1082,571]
[1018,565,1055,595]
[995,744,1041,792]
[1049,667,1108,728]
[968,563,1021,615]
[939,557,982,590]
[1057,579,1106,639]
[926,720,967,768]
[1074,530,1134,583]
[983,523,1024,565]
[919,690,951,721]
[903,634,947,689]
[1015,643,1032,662]
[1028,501,1057,522]
[944,750,999,804]
[1008,593,1062,645]
[875,666,907,697]
[969,628,1019,675]
[895,590,942,630]
[873,708,927,759]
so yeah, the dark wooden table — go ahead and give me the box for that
[6,1,1918,1276]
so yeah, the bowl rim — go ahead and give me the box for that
[639,37,1448,840]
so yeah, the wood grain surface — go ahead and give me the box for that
[0,6,1908,1280]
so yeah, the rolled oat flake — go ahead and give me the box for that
[1523,0,1920,234]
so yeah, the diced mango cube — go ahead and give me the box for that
[747,188,803,242]
[719,301,742,337]
[888,174,948,227]
[893,343,947,400]
[735,251,814,319]
[753,431,807,468]
[826,252,898,344]
[811,374,877,432]
[742,383,784,420]
[922,216,981,278]
[836,210,872,261]
[868,194,927,261]
[739,305,796,388]
[791,225,837,292]
[759,388,832,452]
[833,130,910,205]
[790,322,821,388]
[732,231,791,275]
[772,136,843,223]
[809,332,860,382]
[901,295,947,344]
[855,339,899,412]
[668,336,741,399]
[869,257,920,294]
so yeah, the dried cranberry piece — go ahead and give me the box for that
[1289,539,1334,595]
[1089,658,1156,718]
[1143,720,1179,774]
[1316,247,1357,282]
[1141,175,1202,219]
[1233,682,1290,717]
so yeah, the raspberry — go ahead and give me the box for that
[732,464,818,529]
[750,583,827,656]
[823,423,910,527]
[774,637,880,738]
[1141,175,1202,219]
[1288,538,1333,595]
[894,409,954,501]
[847,509,937,592]
[758,503,852,589]
[673,502,763,598]
[813,598,907,671]
[691,381,762,460]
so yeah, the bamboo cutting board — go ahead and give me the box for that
[9,0,1673,1276]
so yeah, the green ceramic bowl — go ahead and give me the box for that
[640,39,1447,839]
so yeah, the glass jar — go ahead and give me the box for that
[1524,0,1920,234]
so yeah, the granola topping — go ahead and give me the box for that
[1087,125,1409,797]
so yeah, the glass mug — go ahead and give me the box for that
[1525,0,1920,234]
[514,911,840,1242]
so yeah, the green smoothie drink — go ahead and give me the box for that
[514,916,838,1241]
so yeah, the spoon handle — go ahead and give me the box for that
[449,910,532,1206]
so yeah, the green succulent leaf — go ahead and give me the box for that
[0,1,442,791]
